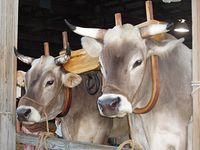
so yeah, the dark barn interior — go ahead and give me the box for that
[18,0,191,71]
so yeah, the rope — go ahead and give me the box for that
[19,83,63,149]
[37,111,54,149]
[191,81,200,95]
[117,114,143,150]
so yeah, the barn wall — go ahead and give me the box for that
[0,0,19,149]
[192,0,200,149]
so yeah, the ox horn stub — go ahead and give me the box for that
[54,44,71,65]
[64,19,106,40]
[14,48,35,65]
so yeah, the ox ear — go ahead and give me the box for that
[146,38,184,58]
[81,37,103,57]
[62,73,82,88]
[17,70,26,87]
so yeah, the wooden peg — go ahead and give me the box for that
[115,13,122,26]
[62,31,68,50]
[44,42,50,56]
[145,1,154,21]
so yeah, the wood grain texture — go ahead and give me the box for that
[0,0,18,149]
[192,0,200,149]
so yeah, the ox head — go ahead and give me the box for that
[15,49,82,123]
[66,20,184,118]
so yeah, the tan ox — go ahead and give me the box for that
[67,21,192,149]
[15,49,128,144]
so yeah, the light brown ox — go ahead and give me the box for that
[15,49,129,144]
[66,21,192,150]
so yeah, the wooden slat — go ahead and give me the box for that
[192,0,200,149]
[0,0,18,150]
[16,133,120,150]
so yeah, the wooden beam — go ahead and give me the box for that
[16,133,120,150]
[0,0,18,149]
[192,0,200,149]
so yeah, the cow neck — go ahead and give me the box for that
[102,55,160,114]
[56,87,72,117]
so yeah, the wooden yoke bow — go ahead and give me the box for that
[133,1,162,114]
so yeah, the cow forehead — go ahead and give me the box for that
[102,24,146,59]
[27,56,59,81]
[31,56,56,69]
[104,24,142,46]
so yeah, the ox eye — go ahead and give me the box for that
[132,59,142,69]
[45,80,54,87]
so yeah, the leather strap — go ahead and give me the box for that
[133,55,160,114]
[57,87,72,117]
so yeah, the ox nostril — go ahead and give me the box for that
[110,97,121,108]
[24,109,31,117]
[16,108,31,122]
[97,100,104,111]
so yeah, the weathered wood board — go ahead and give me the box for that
[0,0,18,150]
[192,0,200,149]
[17,133,127,150]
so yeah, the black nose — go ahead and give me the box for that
[110,97,121,108]
[97,96,121,116]
[16,108,31,122]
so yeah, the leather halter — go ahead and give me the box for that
[57,87,72,117]
[20,85,72,118]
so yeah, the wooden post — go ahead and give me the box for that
[62,31,69,50]
[192,0,200,149]
[0,0,18,149]
[44,42,50,56]
[115,13,122,26]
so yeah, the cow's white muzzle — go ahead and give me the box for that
[97,94,132,118]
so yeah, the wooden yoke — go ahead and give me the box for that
[133,0,161,114]
[61,1,161,78]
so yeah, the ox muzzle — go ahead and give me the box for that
[97,94,132,118]
[16,105,41,123]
